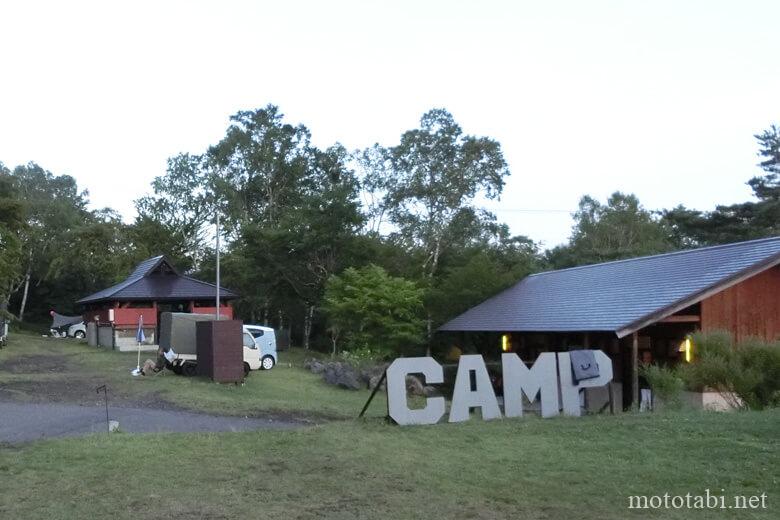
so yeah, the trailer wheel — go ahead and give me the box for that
[182,362,197,377]
[243,362,251,376]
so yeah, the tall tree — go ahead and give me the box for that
[134,153,211,271]
[0,165,24,316]
[369,109,510,352]
[207,105,312,237]
[547,192,674,269]
[9,163,90,321]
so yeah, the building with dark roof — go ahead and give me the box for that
[438,236,780,409]
[78,256,238,349]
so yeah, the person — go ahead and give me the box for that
[141,345,176,375]
[639,350,653,411]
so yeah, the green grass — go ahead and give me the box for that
[1,333,778,518]
[1,410,777,519]
[0,334,384,419]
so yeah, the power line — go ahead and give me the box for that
[484,208,574,214]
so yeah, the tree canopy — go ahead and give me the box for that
[1,111,777,358]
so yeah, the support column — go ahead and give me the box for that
[632,331,639,410]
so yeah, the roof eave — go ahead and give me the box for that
[615,253,780,338]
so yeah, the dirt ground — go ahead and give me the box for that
[0,341,180,409]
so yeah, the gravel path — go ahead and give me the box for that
[0,401,300,443]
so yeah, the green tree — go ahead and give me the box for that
[134,153,211,271]
[662,125,780,247]
[323,264,424,357]
[0,165,24,316]
[427,233,540,327]
[8,163,90,321]
[366,109,511,352]
[547,192,674,269]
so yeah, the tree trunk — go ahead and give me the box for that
[18,269,31,322]
[302,304,314,350]
[425,312,433,357]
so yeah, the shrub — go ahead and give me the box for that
[678,331,780,410]
[639,363,685,410]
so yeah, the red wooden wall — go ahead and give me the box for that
[700,265,780,342]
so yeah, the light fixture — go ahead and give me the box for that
[678,337,693,363]
[501,334,510,352]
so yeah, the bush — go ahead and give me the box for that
[639,363,685,410]
[678,331,780,410]
[339,345,393,368]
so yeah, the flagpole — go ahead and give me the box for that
[132,315,144,376]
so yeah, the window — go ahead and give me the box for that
[250,330,265,338]
[243,333,256,349]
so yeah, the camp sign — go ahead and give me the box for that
[387,351,613,426]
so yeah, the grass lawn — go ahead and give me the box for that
[1,333,777,519]
[0,334,385,420]
[0,410,777,519]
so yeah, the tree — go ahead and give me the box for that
[207,105,312,236]
[323,264,425,357]
[383,109,510,281]
[366,109,511,352]
[134,153,211,271]
[0,165,24,316]
[662,124,780,247]
[8,163,90,321]
[427,232,540,327]
[547,192,674,269]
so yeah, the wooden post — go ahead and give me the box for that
[632,331,639,410]
[583,332,590,348]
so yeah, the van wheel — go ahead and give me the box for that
[261,356,275,370]
[182,362,197,377]
[74,331,86,339]
[243,362,251,376]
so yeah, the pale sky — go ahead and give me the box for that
[1,1,778,248]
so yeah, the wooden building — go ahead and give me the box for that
[77,256,238,349]
[438,236,780,409]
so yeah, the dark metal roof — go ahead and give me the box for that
[438,236,780,338]
[76,256,238,304]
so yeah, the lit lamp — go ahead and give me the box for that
[678,337,693,363]
[501,334,511,352]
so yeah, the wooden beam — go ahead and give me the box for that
[659,315,700,323]
[632,332,639,411]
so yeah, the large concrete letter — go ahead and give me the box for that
[449,355,502,423]
[502,353,560,418]
[557,350,614,416]
[387,357,445,426]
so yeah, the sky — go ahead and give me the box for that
[1,0,778,249]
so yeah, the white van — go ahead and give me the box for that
[242,324,277,371]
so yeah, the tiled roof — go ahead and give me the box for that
[438,236,780,338]
[76,256,238,304]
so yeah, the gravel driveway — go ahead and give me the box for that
[0,401,300,443]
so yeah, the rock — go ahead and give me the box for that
[369,373,386,391]
[422,385,440,397]
[304,358,325,374]
[142,359,157,375]
[405,375,425,396]
[322,362,362,390]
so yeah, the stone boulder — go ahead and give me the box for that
[303,358,326,374]
[321,361,362,390]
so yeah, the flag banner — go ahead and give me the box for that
[136,315,145,344]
